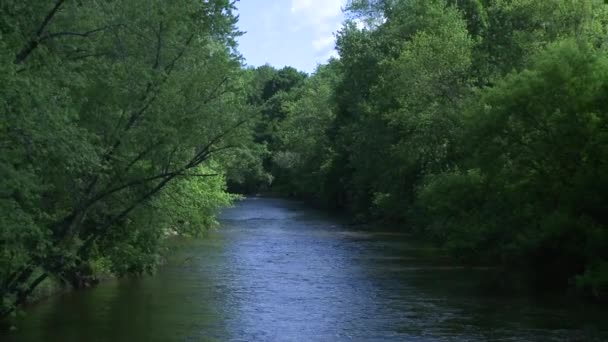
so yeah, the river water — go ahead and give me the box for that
[3,197,607,341]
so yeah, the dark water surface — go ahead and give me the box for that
[3,198,607,341]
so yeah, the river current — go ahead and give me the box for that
[3,197,607,341]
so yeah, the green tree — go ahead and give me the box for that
[328,0,473,220]
[1,0,254,315]
[418,40,608,293]
[272,62,342,201]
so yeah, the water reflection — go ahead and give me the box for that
[3,197,608,341]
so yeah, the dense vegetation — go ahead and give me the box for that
[247,0,608,300]
[0,0,261,316]
[2,0,608,318]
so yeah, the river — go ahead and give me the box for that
[3,197,607,341]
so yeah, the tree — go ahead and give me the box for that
[271,62,342,201]
[418,40,608,293]
[327,0,473,220]
[1,0,254,315]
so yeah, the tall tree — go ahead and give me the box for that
[1,0,254,315]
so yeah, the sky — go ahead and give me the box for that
[236,0,347,73]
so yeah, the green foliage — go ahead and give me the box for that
[327,0,475,220]
[416,39,608,290]
[576,261,608,300]
[476,0,608,83]
[228,65,308,193]
[1,0,255,315]
[154,164,238,237]
[271,63,342,201]
[258,0,608,300]
[4,0,608,314]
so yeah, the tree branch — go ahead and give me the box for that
[15,0,66,64]
[187,119,249,168]
[41,25,114,40]
[164,34,194,74]
[153,21,163,69]
[108,33,196,152]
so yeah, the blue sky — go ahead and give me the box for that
[236,0,347,73]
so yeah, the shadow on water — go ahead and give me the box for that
[2,197,608,341]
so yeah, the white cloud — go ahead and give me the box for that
[291,0,345,61]
[321,49,339,61]
[291,0,344,20]
[312,35,335,51]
